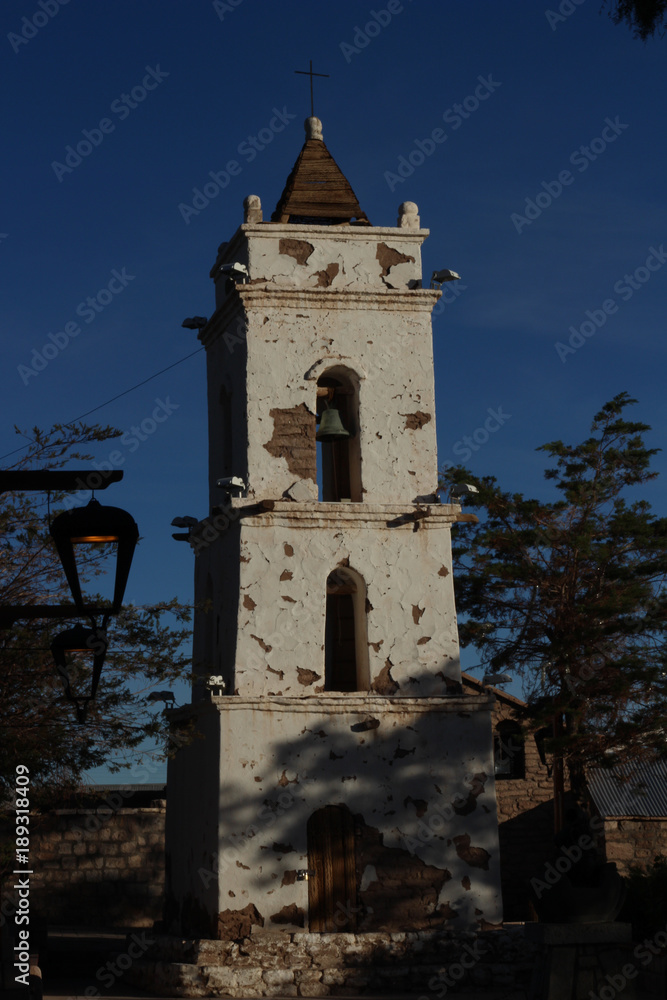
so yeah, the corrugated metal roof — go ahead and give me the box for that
[586,759,667,818]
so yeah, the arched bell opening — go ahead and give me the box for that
[316,369,361,502]
[324,566,369,692]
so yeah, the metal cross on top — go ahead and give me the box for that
[294,60,329,118]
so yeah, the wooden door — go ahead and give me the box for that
[307,805,357,932]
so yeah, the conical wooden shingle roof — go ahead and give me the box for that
[272,117,369,225]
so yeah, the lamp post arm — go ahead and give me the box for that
[0,470,123,494]
[0,604,106,627]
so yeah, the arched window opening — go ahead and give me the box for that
[494,721,525,780]
[316,370,361,502]
[325,567,369,691]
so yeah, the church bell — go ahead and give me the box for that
[316,405,350,443]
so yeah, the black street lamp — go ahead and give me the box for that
[0,471,138,720]
[49,498,139,613]
[50,623,108,724]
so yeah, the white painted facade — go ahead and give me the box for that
[203,225,440,507]
[166,119,503,943]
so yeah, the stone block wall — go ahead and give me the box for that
[1,804,165,927]
[603,818,667,874]
[128,926,539,998]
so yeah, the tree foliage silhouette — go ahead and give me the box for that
[442,394,667,784]
[0,422,192,801]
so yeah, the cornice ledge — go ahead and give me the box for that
[194,694,496,714]
[238,223,431,241]
[237,286,441,311]
[232,501,466,529]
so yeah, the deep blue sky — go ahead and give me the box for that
[2,2,666,782]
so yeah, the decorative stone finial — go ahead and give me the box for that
[398,201,420,229]
[305,117,323,141]
[244,195,263,223]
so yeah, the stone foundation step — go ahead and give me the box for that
[126,959,488,997]
[124,929,536,997]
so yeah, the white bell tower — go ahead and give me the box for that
[165,117,502,946]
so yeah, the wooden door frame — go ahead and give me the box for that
[307,804,357,932]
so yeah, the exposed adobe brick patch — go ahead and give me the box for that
[438,565,449,577]
[243,594,256,610]
[376,242,415,276]
[372,660,399,695]
[279,238,314,265]
[217,902,263,940]
[269,902,305,926]
[281,870,297,886]
[403,411,432,430]
[315,262,340,287]
[355,817,451,931]
[453,833,491,870]
[284,543,294,557]
[412,604,424,624]
[265,404,316,482]
[297,667,321,686]
[272,842,294,854]
[280,569,293,581]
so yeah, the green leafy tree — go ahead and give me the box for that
[604,0,667,40]
[442,394,667,789]
[0,422,193,803]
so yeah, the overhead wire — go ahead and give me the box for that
[0,347,204,463]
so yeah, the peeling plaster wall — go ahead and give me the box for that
[201,224,440,507]
[166,696,503,938]
[193,502,462,698]
[219,224,425,297]
[167,210,504,952]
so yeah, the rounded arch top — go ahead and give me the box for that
[325,563,369,692]
[304,358,368,384]
[326,562,366,594]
